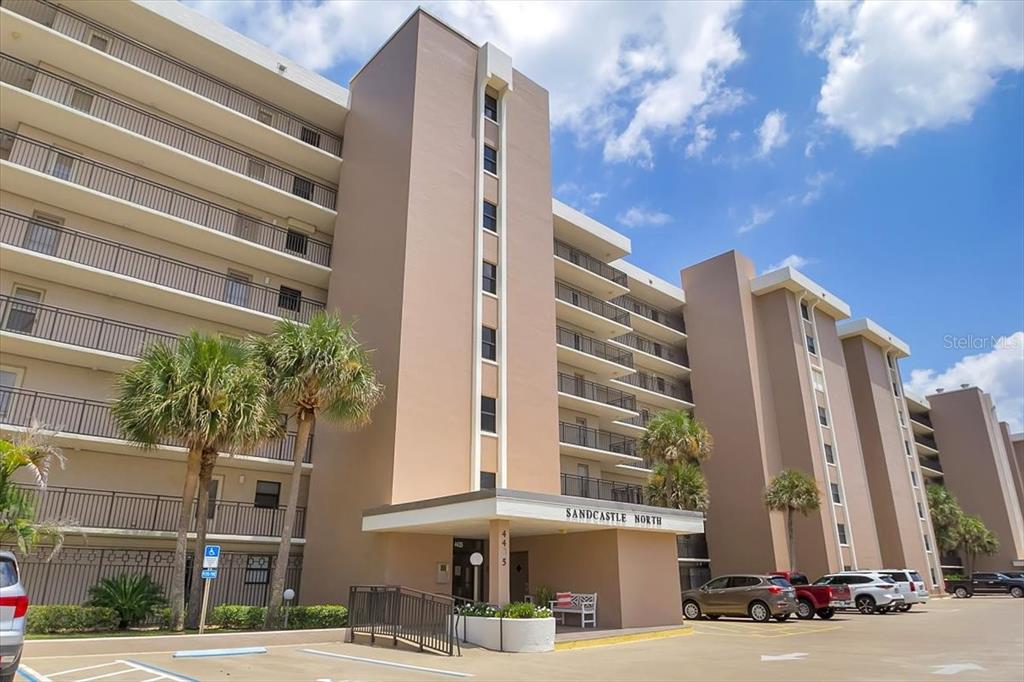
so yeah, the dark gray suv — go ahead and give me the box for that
[683,575,797,622]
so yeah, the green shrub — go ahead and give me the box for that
[285,604,347,629]
[534,586,554,608]
[26,605,120,634]
[456,601,496,617]
[496,602,551,619]
[209,604,266,630]
[86,573,167,629]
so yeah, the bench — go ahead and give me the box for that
[549,592,597,628]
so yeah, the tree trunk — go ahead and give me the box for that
[786,509,796,571]
[264,411,314,629]
[185,449,217,629]
[170,446,203,631]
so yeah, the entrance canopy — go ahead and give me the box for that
[362,488,704,539]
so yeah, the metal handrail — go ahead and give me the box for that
[612,295,686,333]
[555,281,630,324]
[1,0,343,156]
[348,585,458,656]
[0,208,325,322]
[614,333,690,367]
[0,129,331,266]
[556,326,633,367]
[909,412,933,428]
[558,421,636,457]
[0,385,313,464]
[560,472,646,504]
[0,54,337,209]
[617,370,692,402]
[553,239,627,285]
[915,433,939,450]
[556,372,636,410]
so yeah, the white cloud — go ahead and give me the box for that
[755,109,790,158]
[618,206,673,228]
[764,254,816,273]
[685,124,717,159]
[805,0,1024,151]
[737,206,775,234]
[728,130,742,142]
[801,171,834,205]
[586,191,607,206]
[905,332,1024,431]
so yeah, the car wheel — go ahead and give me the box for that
[816,608,835,620]
[774,614,790,622]
[796,599,815,620]
[707,615,721,620]
[954,586,969,599]
[683,600,703,620]
[855,594,876,614]
[898,604,912,612]
[1010,586,1023,598]
[749,600,771,623]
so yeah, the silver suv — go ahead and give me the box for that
[814,571,905,614]
[0,551,26,682]
[853,568,929,611]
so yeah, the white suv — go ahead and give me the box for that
[0,551,27,682]
[853,569,929,611]
[814,572,905,614]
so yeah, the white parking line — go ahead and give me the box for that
[48,663,121,677]
[76,669,135,682]
[302,649,473,678]
[17,664,54,682]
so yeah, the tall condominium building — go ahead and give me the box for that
[838,319,943,589]
[1008,430,1024,515]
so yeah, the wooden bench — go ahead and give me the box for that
[549,592,597,628]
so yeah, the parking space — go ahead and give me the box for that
[18,659,198,682]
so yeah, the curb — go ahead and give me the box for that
[554,626,693,651]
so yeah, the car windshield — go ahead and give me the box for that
[878,576,895,583]
[0,558,17,588]
[769,577,792,587]
[813,576,832,585]
[788,573,809,585]
[910,571,923,582]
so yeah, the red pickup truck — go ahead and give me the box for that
[771,571,849,620]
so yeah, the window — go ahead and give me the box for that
[923,534,932,551]
[818,406,829,427]
[892,382,900,397]
[224,270,251,307]
[246,158,266,181]
[811,368,825,392]
[482,326,496,361]
[704,576,730,590]
[88,33,109,52]
[806,335,817,355]
[480,471,496,489]
[23,213,62,255]
[244,555,270,584]
[285,229,308,256]
[576,463,589,478]
[4,287,42,333]
[257,109,274,126]
[0,556,17,588]
[918,502,925,520]
[278,286,302,312]
[254,480,281,508]
[837,523,848,545]
[484,94,498,123]
[483,145,498,174]
[206,478,220,520]
[482,201,498,232]
[0,369,18,419]
[50,152,74,181]
[887,354,895,369]
[652,341,663,358]
[69,89,94,114]
[801,302,810,321]
[824,443,835,464]
[482,261,497,295]
[300,126,321,148]
[481,396,497,433]
[292,176,314,201]
[911,470,918,488]
[904,440,912,456]
[728,576,760,588]
[831,482,842,505]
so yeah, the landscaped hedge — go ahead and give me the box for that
[26,605,120,634]
[209,604,347,629]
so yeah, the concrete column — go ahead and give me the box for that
[488,519,511,605]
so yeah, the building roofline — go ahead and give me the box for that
[838,318,911,358]
[750,266,851,320]
[612,259,686,307]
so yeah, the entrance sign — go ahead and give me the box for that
[564,506,664,527]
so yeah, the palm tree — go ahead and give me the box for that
[763,468,821,571]
[112,333,281,631]
[926,484,964,554]
[638,410,713,465]
[250,312,383,628]
[959,514,999,579]
[644,461,709,512]
[0,423,66,556]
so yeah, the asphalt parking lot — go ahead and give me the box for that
[18,596,1023,681]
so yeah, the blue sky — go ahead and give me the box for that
[186,0,1024,428]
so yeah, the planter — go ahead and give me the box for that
[454,615,555,653]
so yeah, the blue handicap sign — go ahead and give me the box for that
[205,545,220,558]
[202,568,217,580]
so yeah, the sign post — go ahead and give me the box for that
[198,545,220,634]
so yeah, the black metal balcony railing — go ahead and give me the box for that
[555,281,630,325]
[19,484,305,538]
[0,130,331,267]
[612,295,686,333]
[620,409,652,429]
[560,473,645,505]
[556,372,637,411]
[617,371,693,403]
[0,294,179,358]
[0,386,313,464]
[1,0,343,157]
[0,209,325,323]
[553,239,627,286]
[909,411,933,428]
[559,421,636,457]
[915,433,939,451]
[0,55,338,210]
[614,333,690,368]
[919,456,943,473]
[556,326,633,368]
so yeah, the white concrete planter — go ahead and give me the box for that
[454,615,555,653]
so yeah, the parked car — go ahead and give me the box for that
[945,572,1024,599]
[770,571,847,619]
[0,551,27,682]
[813,572,905,614]
[1000,571,1024,581]
[851,569,929,611]
[682,574,797,623]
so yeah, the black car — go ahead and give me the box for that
[944,572,1024,598]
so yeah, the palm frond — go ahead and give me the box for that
[764,468,821,515]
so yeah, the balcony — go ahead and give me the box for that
[555,326,633,379]
[915,433,939,455]
[560,473,646,505]
[18,484,305,540]
[613,333,690,377]
[0,129,331,274]
[919,456,944,477]
[2,0,342,158]
[558,421,643,467]
[553,239,628,299]
[0,209,326,329]
[0,54,337,221]
[557,372,638,423]
[554,281,631,340]
[612,294,686,343]
[614,371,693,409]
[0,386,313,466]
